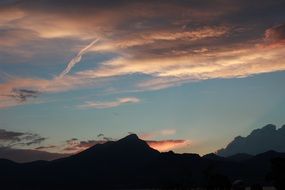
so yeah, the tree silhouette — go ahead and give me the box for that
[204,164,231,190]
[269,158,285,190]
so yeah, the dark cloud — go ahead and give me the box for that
[103,137,113,141]
[0,129,24,142]
[216,124,285,156]
[25,137,46,146]
[0,129,46,148]
[77,140,104,148]
[35,145,57,150]
[4,88,40,103]
[63,138,108,152]
[66,138,78,144]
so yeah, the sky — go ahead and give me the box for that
[0,0,285,157]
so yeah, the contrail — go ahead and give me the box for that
[58,39,99,78]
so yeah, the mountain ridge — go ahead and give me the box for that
[217,124,285,156]
[1,134,285,189]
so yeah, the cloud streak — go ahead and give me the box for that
[79,97,140,109]
[140,129,176,139]
[58,39,99,78]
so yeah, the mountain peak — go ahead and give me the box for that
[120,133,140,141]
[250,124,276,136]
[71,133,159,161]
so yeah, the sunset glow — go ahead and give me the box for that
[0,0,285,160]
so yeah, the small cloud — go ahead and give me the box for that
[7,88,40,102]
[77,140,104,148]
[146,139,190,152]
[160,129,176,136]
[103,137,113,141]
[25,137,46,146]
[140,129,176,139]
[265,23,285,43]
[78,97,140,109]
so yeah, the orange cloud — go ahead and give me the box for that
[89,26,229,52]
[147,140,190,152]
[76,42,285,91]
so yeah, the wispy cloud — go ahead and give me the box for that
[63,138,108,153]
[58,39,99,78]
[78,97,140,109]
[140,129,177,139]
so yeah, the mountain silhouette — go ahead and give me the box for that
[0,147,69,163]
[1,134,285,189]
[217,124,285,156]
[227,153,253,162]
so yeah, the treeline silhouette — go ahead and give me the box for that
[0,134,284,190]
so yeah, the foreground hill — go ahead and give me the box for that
[1,134,285,189]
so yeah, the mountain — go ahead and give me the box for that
[203,153,227,161]
[1,134,285,189]
[217,124,285,156]
[0,147,69,163]
[227,153,253,162]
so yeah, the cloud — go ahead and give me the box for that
[0,1,285,109]
[0,74,109,108]
[140,129,176,139]
[0,129,24,142]
[58,39,99,78]
[265,23,285,44]
[24,137,46,146]
[89,26,229,53]
[216,124,285,156]
[79,97,140,109]
[146,139,190,152]
[63,138,107,153]
[35,145,57,150]
[1,23,285,108]
[4,88,40,102]
[0,129,46,148]
[79,40,285,80]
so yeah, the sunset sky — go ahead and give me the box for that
[0,0,285,156]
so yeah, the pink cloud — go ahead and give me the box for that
[146,140,190,152]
